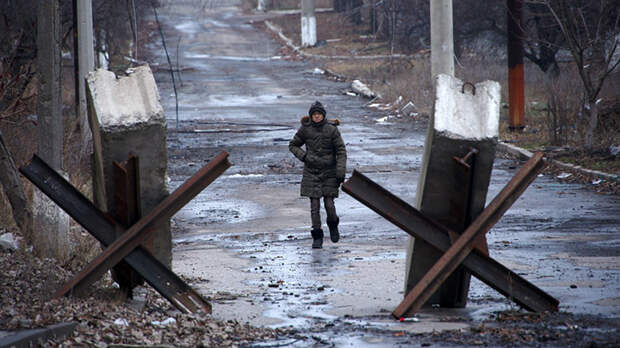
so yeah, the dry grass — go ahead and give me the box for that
[325,58,434,115]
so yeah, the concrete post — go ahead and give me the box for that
[35,0,70,262]
[86,65,172,268]
[301,0,317,47]
[77,0,95,149]
[405,74,500,307]
[430,0,454,79]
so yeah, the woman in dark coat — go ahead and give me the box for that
[289,101,347,248]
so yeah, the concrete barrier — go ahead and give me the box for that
[86,65,171,267]
[405,74,500,307]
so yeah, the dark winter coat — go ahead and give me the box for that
[289,116,347,198]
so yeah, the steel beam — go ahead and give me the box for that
[19,152,231,313]
[393,152,547,317]
[111,154,145,296]
[53,151,231,300]
[341,154,558,317]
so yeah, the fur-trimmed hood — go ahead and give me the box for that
[301,115,340,126]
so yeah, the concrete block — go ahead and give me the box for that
[405,74,500,308]
[86,65,171,267]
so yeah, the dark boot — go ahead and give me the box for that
[327,218,339,243]
[311,228,323,249]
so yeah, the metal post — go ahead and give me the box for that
[508,0,525,130]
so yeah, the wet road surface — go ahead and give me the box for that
[149,1,620,344]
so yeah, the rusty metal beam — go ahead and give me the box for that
[52,151,231,299]
[19,153,230,313]
[341,155,558,316]
[111,154,145,296]
[393,152,547,317]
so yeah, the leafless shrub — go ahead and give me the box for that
[544,72,583,146]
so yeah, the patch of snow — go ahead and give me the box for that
[228,173,264,178]
[375,116,389,123]
[114,318,129,326]
[152,317,177,326]
[0,233,19,251]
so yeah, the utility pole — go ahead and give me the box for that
[508,0,525,130]
[38,0,63,174]
[406,0,473,308]
[301,0,317,47]
[75,0,95,150]
[36,0,70,261]
[430,0,454,79]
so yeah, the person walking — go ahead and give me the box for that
[289,101,347,249]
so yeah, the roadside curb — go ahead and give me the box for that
[498,141,619,183]
[263,20,425,61]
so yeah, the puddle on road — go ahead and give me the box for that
[184,52,281,61]
[173,198,264,230]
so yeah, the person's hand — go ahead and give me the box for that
[337,175,345,184]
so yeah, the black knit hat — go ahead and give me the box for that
[308,101,326,117]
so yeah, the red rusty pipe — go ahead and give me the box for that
[508,0,525,130]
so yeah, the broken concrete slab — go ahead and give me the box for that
[86,65,171,267]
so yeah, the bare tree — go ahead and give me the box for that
[537,0,620,148]
[522,2,564,76]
